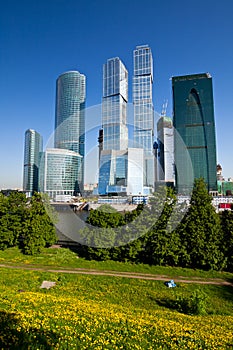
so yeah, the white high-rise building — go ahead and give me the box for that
[157,116,174,182]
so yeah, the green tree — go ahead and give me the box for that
[177,178,224,270]
[143,187,181,266]
[86,204,125,228]
[22,193,57,255]
[220,210,233,271]
[0,192,27,250]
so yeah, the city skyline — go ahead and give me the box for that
[1,0,233,188]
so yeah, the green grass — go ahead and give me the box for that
[0,247,233,348]
[0,246,233,281]
[0,266,233,316]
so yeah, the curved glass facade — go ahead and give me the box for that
[172,73,217,193]
[55,71,85,190]
[40,148,82,201]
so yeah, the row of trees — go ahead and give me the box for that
[0,192,57,255]
[1,179,233,272]
[79,178,233,272]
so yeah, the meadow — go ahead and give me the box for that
[0,247,233,349]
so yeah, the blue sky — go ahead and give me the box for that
[0,0,233,188]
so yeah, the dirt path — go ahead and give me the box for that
[0,264,232,286]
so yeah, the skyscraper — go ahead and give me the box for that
[157,116,174,182]
[54,71,86,191]
[99,58,128,195]
[39,148,82,201]
[172,73,217,193]
[23,129,43,195]
[102,57,128,150]
[133,45,154,189]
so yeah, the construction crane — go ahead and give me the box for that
[161,99,168,116]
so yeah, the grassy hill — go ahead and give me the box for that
[0,247,233,349]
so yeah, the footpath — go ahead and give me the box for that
[0,264,232,286]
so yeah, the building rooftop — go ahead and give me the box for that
[172,73,212,82]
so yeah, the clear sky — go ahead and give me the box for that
[1,0,233,188]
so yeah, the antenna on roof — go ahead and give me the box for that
[161,99,168,116]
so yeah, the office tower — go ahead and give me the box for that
[99,58,128,195]
[23,129,43,195]
[133,45,154,189]
[172,73,217,193]
[39,148,82,201]
[102,57,128,150]
[157,116,174,182]
[98,148,144,196]
[55,70,85,191]
[98,149,128,195]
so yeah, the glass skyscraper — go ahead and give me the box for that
[55,70,85,191]
[172,73,217,193]
[102,57,128,151]
[39,148,82,201]
[23,129,43,195]
[99,58,128,195]
[133,45,154,189]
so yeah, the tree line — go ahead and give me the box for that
[0,192,57,255]
[79,178,233,272]
[0,179,233,272]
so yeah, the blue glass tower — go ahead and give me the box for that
[172,73,217,193]
[54,71,85,191]
[23,129,43,194]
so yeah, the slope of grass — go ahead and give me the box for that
[0,247,233,281]
[0,247,233,349]
[0,266,233,349]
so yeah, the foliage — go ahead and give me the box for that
[174,288,208,315]
[86,204,125,228]
[79,180,233,271]
[143,187,182,266]
[176,178,224,270]
[21,193,57,255]
[0,191,57,255]
[0,192,27,250]
[220,210,233,271]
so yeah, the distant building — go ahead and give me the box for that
[133,45,154,190]
[23,129,43,195]
[54,71,86,192]
[39,148,82,201]
[98,129,103,161]
[172,73,217,193]
[218,180,233,196]
[157,116,174,182]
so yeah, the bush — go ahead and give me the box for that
[175,288,207,315]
